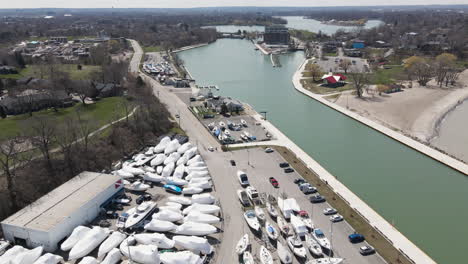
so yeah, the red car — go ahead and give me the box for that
[269,177,279,188]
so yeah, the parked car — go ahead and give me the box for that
[309,194,326,203]
[208,146,214,152]
[284,168,294,173]
[230,160,236,166]
[294,178,305,185]
[269,177,279,188]
[349,233,365,243]
[299,183,317,194]
[265,148,274,153]
[109,203,124,211]
[359,245,375,255]
[279,162,289,168]
[330,214,343,222]
[323,207,337,215]
[116,213,129,229]
[136,194,152,204]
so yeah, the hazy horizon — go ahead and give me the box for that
[0,1,467,9]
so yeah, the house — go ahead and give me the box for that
[94,82,121,98]
[0,89,73,115]
[352,40,365,49]
[208,97,244,113]
[323,41,341,53]
[0,66,18,75]
[343,49,363,57]
[50,37,68,43]
[1,172,123,252]
[321,73,347,88]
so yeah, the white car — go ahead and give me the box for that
[330,214,343,222]
[323,207,337,215]
[208,146,214,152]
[264,148,274,153]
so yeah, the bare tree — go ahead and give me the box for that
[55,117,78,175]
[0,138,22,211]
[305,62,323,82]
[349,67,369,98]
[72,80,97,106]
[339,59,352,74]
[446,69,461,86]
[28,116,57,181]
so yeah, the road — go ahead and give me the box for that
[128,39,385,263]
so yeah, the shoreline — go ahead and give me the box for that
[293,58,468,175]
[172,43,209,53]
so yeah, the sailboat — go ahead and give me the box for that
[277,216,293,236]
[266,202,278,218]
[312,229,331,252]
[235,234,249,255]
[255,206,266,222]
[243,210,260,231]
[259,246,273,264]
[243,251,254,264]
[305,233,323,257]
[277,242,293,264]
[287,235,307,259]
[265,221,279,240]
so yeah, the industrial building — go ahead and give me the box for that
[263,25,290,45]
[1,171,123,252]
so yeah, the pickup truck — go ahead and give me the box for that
[299,183,317,194]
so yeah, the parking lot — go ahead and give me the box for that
[206,147,386,264]
[200,114,273,144]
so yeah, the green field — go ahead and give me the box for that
[0,97,127,141]
[371,65,406,85]
[143,46,162,53]
[0,64,101,80]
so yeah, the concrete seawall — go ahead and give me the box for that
[293,59,468,176]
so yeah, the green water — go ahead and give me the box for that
[178,39,468,264]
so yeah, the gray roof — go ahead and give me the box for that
[1,172,122,232]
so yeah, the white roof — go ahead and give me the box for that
[2,171,122,232]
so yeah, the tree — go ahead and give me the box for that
[339,59,352,74]
[220,103,228,115]
[55,117,78,175]
[434,53,457,87]
[28,116,57,181]
[376,84,389,95]
[349,68,369,98]
[72,80,97,105]
[305,62,323,82]
[404,56,433,86]
[0,137,23,211]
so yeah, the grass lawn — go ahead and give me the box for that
[143,46,162,53]
[371,65,406,85]
[300,78,353,95]
[0,97,127,141]
[324,52,338,57]
[0,64,102,80]
[273,146,414,264]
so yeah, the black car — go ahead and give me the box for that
[284,168,294,173]
[294,178,305,185]
[309,194,326,203]
[109,203,124,211]
[279,162,290,168]
[136,194,152,204]
[359,246,376,256]
[230,160,236,166]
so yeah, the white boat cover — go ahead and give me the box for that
[168,196,192,205]
[151,154,166,167]
[164,140,181,155]
[183,204,220,215]
[165,177,188,186]
[164,152,181,165]
[277,242,293,264]
[115,169,134,179]
[145,147,154,156]
[182,187,203,195]
[61,226,91,251]
[78,257,99,264]
[33,253,63,264]
[133,153,146,161]
[184,211,220,224]
[177,143,193,155]
[134,233,175,249]
[189,177,211,184]
[159,206,181,213]
[69,226,110,260]
[290,214,308,237]
[162,162,175,177]
[135,154,156,166]
[278,197,301,219]
[173,165,185,178]
[186,155,202,166]
[173,222,217,236]
[122,166,145,176]
[144,219,177,232]
[164,202,183,210]
[157,166,163,174]
[186,171,209,179]
[191,193,216,204]
[100,248,122,264]
[188,181,211,190]
[0,245,26,264]
[160,251,203,264]
[143,166,156,173]
[12,246,43,264]
[98,231,127,258]
[120,242,160,264]
[154,136,171,153]
[176,155,189,166]
[143,172,164,183]
[153,210,184,222]
[173,236,213,255]
[126,181,150,192]
[186,163,207,169]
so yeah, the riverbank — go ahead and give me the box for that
[293,59,468,175]
[172,42,209,53]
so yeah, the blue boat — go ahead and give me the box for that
[164,184,182,194]
[214,128,221,137]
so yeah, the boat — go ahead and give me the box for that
[243,210,260,231]
[305,258,344,264]
[153,210,184,222]
[298,210,314,229]
[184,211,221,224]
[245,186,259,201]
[160,251,203,264]
[144,219,176,232]
[97,231,127,258]
[277,242,293,264]
[33,253,63,264]
[173,221,217,236]
[219,121,226,129]
[265,221,279,240]
[259,246,273,264]
[61,226,91,251]
[125,181,150,192]
[69,227,110,260]
[124,201,157,229]
[143,172,164,183]
[100,248,122,264]
[237,189,251,206]
[266,202,278,218]
[173,235,214,255]
[277,216,293,236]
[255,206,266,222]
[243,251,254,264]
[13,246,43,264]
[163,184,182,194]
[287,235,307,259]
[235,234,249,255]
[312,229,331,252]
[305,233,323,257]
[241,119,247,127]
[237,171,250,187]
[224,130,231,136]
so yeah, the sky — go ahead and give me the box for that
[0,0,467,9]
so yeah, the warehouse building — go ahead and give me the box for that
[1,171,123,252]
[264,25,290,45]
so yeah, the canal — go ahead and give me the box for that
[178,38,468,264]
